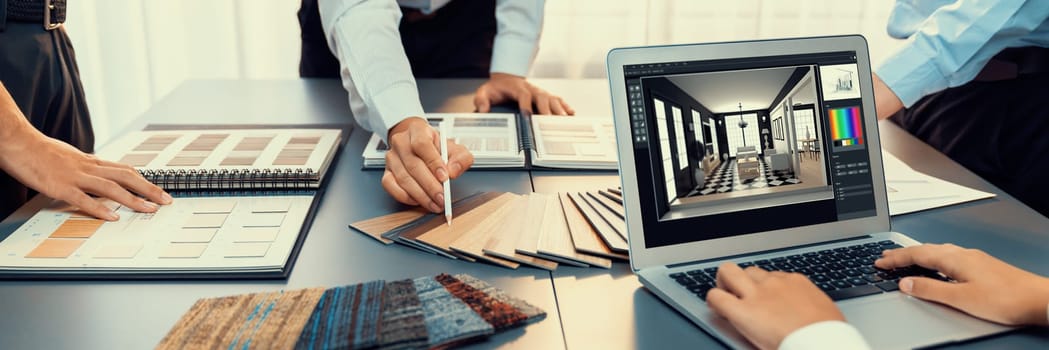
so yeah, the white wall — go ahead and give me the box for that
[62,0,902,145]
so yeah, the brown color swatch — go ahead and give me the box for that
[26,239,85,258]
[118,153,158,167]
[233,136,274,151]
[50,219,105,238]
[536,194,612,268]
[568,192,629,253]
[559,193,629,261]
[219,157,257,166]
[134,134,180,152]
[167,156,207,167]
[350,208,430,244]
[181,133,229,151]
[416,193,517,257]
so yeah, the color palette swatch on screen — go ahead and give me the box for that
[828,106,864,147]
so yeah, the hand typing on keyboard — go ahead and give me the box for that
[877,243,1049,326]
[705,243,1049,349]
[706,262,844,350]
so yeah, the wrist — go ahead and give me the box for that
[388,116,428,138]
[1021,277,1049,326]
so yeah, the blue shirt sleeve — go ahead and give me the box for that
[875,0,1049,107]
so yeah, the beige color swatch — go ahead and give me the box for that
[172,228,218,243]
[482,195,559,271]
[559,193,629,260]
[536,194,612,268]
[92,243,143,259]
[233,227,281,243]
[225,243,272,258]
[513,194,550,256]
[349,208,430,244]
[587,191,625,219]
[182,213,229,229]
[568,192,629,253]
[159,243,209,258]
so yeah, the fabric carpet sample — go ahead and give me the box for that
[434,274,528,330]
[452,274,546,323]
[412,275,495,347]
[376,279,429,349]
[295,280,386,350]
[157,287,326,350]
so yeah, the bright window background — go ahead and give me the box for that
[672,106,687,171]
[725,114,760,157]
[63,0,901,144]
[654,99,676,201]
[794,108,817,147]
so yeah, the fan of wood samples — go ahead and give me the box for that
[349,189,628,270]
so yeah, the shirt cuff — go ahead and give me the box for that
[490,36,535,77]
[874,44,950,108]
[368,81,426,142]
[779,320,871,350]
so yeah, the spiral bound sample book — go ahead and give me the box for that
[361,113,619,170]
[0,125,344,279]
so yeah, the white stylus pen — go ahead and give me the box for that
[440,121,452,226]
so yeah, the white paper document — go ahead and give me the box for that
[882,152,995,216]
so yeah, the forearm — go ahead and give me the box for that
[491,0,544,77]
[0,82,42,158]
[318,0,424,140]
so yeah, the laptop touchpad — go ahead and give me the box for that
[840,293,1011,349]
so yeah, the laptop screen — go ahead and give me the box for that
[621,51,878,248]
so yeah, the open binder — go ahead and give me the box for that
[0,124,347,279]
[362,113,619,171]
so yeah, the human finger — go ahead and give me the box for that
[875,244,964,277]
[716,262,757,298]
[898,276,966,307]
[406,126,447,183]
[446,141,474,179]
[561,98,576,116]
[534,93,552,115]
[743,266,771,281]
[386,151,440,212]
[516,90,533,114]
[474,87,492,113]
[63,190,119,221]
[93,164,172,205]
[79,175,159,214]
[382,168,418,206]
[549,96,567,115]
[705,288,747,322]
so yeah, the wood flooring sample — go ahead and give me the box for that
[513,194,550,256]
[416,193,516,256]
[579,192,628,242]
[587,191,624,219]
[568,192,628,253]
[559,193,628,261]
[599,190,623,205]
[537,194,612,268]
[349,208,429,244]
[448,195,525,269]
[483,196,559,271]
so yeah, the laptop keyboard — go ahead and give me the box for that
[668,240,948,302]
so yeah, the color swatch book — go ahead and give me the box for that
[0,125,344,279]
[95,125,342,190]
[349,189,629,271]
[157,273,545,350]
[362,113,618,170]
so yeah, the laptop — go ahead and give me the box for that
[605,35,1012,349]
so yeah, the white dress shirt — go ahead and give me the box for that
[317,0,544,140]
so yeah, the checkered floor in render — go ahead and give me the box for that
[688,158,801,197]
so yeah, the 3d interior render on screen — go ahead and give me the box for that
[639,62,866,220]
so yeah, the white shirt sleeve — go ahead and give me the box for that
[778,321,871,350]
[318,0,425,141]
[490,0,545,77]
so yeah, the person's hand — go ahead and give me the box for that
[0,131,171,221]
[873,73,904,120]
[707,263,845,350]
[877,244,1049,326]
[473,72,575,115]
[382,117,474,211]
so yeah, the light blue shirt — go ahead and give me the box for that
[875,0,1049,107]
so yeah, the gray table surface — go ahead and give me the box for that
[527,80,1049,349]
[3,78,1048,349]
[0,79,563,349]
